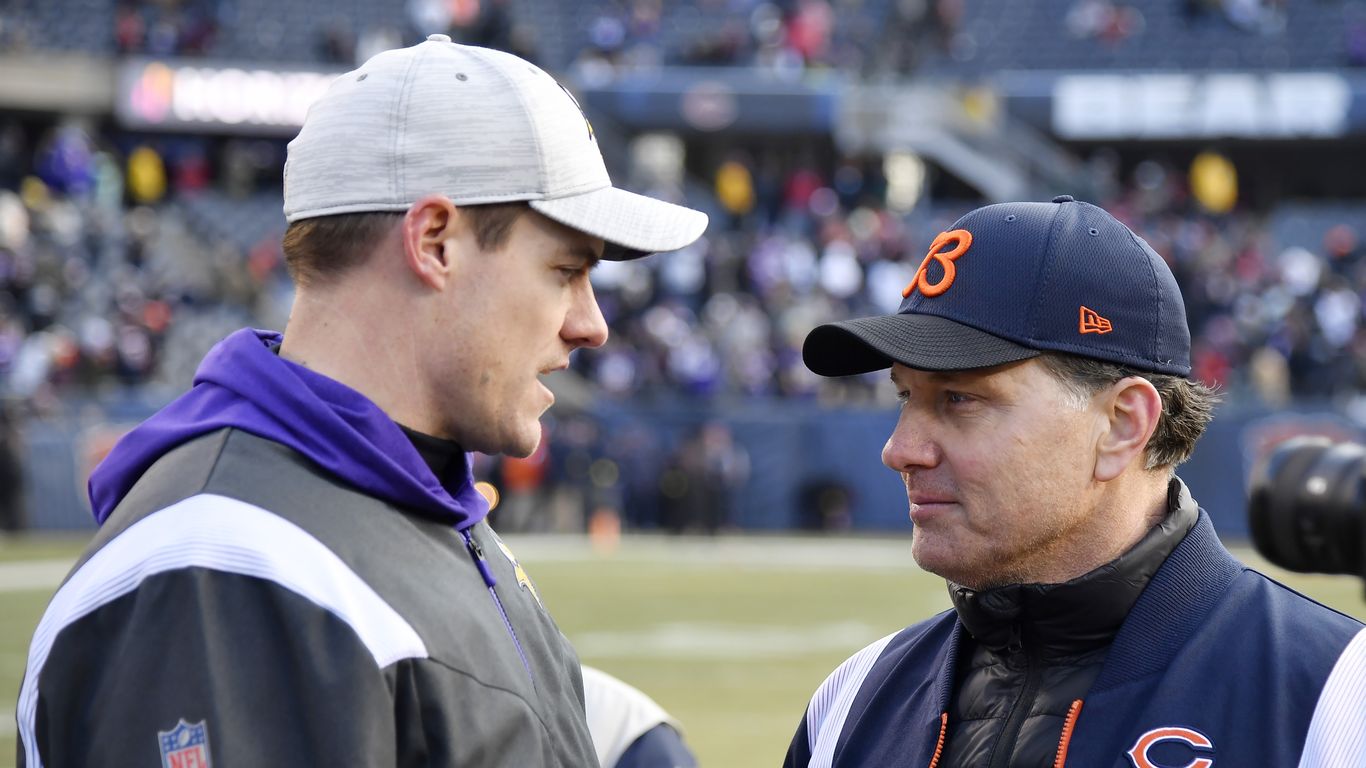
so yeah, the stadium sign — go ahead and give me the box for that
[115,59,341,135]
[1052,72,1350,139]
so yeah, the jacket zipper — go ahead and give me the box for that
[462,528,535,687]
[1053,699,1083,768]
[928,712,948,768]
[987,625,1041,768]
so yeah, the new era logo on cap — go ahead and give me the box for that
[802,195,1192,378]
[1079,306,1113,335]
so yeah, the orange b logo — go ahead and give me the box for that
[903,229,972,299]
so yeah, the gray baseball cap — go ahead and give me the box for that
[284,35,708,260]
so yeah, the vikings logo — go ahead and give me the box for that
[489,531,542,607]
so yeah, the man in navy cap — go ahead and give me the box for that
[786,196,1365,767]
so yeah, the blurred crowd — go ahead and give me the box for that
[114,0,222,56]
[5,122,1366,415]
[7,116,1366,531]
[2,0,1364,534]
[0,120,288,416]
[482,414,751,535]
[99,0,965,79]
[573,151,1366,416]
[571,0,964,79]
[0,0,1350,84]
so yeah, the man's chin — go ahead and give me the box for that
[461,424,540,458]
[917,548,1018,590]
[503,421,544,458]
[911,532,976,584]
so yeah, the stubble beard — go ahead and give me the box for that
[913,513,1081,590]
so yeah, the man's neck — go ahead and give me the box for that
[279,283,430,431]
[991,475,1172,589]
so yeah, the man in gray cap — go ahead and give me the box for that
[786,196,1364,767]
[20,36,705,767]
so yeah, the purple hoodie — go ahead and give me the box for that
[88,328,489,529]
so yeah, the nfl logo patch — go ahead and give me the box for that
[158,719,211,768]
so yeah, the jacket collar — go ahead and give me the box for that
[1092,494,1244,691]
[88,329,489,529]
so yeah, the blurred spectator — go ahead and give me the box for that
[315,16,355,64]
[659,421,748,534]
[126,147,167,205]
[543,415,606,532]
[1347,11,1366,67]
[113,0,220,56]
[695,421,749,533]
[786,0,834,66]
[0,400,25,533]
[490,431,552,532]
[35,125,96,199]
[357,24,404,64]
[798,476,854,530]
[464,0,538,62]
[606,419,666,530]
[1065,0,1145,44]
[715,158,757,223]
[1223,0,1284,34]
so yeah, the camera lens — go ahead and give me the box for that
[1248,437,1365,576]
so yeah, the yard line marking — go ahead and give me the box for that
[571,621,886,659]
[505,534,923,571]
[0,559,73,593]
[0,537,920,596]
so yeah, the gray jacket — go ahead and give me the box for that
[19,428,599,767]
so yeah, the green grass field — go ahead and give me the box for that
[1,532,1362,767]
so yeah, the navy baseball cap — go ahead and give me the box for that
[803,195,1192,378]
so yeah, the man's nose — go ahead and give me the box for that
[882,415,940,472]
[564,280,609,350]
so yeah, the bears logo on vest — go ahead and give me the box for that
[1126,726,1215,768]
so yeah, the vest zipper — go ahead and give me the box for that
[987,624,1041,768]
[462,528,535,687]
[928,711,948,768]
[1053,699,1083,768]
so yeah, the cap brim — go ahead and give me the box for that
[803,313,1040,377]
[530,186,708,261]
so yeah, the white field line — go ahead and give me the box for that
[0,536,920,596]
[503,534,923,571]
[571,621,884,659]
[0,559,72,593]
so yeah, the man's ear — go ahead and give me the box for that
[400,195,464,290]
[1094,376,1163,482]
